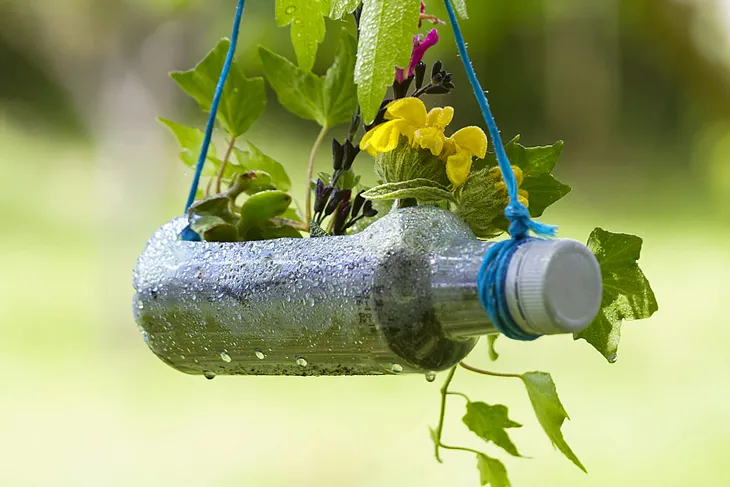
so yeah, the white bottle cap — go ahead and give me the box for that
[505,239,602,336]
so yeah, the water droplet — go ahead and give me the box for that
[390,363,404,374]
[203,371,216,380]
[296,356,308,367]
[255,349,266,360]
[285,5,297,14]
[141,331,150,344]
[220,351,232,363]
[425,371,437,383]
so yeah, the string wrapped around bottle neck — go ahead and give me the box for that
[444,0,557,341]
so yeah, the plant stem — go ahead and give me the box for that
[305,125,329,229]
[459,362,522,379]
[439,444,485,456]
[446,391,471,402]
[433,366,458,463]
[208,136,237,196]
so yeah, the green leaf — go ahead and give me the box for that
[158,118,220,174]
[238,190,293,239]
[463,403,522,457]
[259,46,325,125]
[170,39,266,138]
[451,0,469,19]
[259,31,357,128]
[309,219,330,237]
[188,194,237,224]
[227,171,276,199]
[521,174,572,218]
[329,0,360,18]
[576,228,658,363]
[191,216,239,242]
[276,0,330,72]
[521,372,586,472]
[234,142,292,192]
[362,179,453,202]
[356,0,420,123]
[323,31,359,127]
[476,454,510,487]
[487,335,500,361]
[479,136,571,218]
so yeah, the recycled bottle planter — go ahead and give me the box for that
[133,206,602,377]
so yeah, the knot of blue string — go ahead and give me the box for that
[444,0,557,341]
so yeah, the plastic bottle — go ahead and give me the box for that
[133,206,602,376]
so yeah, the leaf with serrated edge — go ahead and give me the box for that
[170,40,265,138]
[259,46,326,125]
[276,0,330,72]
[330,0,360,19]
[576,228,658,362]
[323,31,358,127]
[451,0,469,19]
[362,179,453,202]
[521,372,586,472]
[356,0,420,123]
[521,174,572,218]
[476,454,510,487]
[158,118,221,176]
[463,403,522,457]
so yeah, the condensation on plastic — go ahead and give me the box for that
[133,206,498,377]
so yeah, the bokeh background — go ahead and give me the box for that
[1,0,729,485]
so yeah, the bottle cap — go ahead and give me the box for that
[506,239,602,336]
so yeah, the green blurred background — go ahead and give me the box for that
[1,0,729,485]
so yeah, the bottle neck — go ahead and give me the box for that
[430,240,499,340]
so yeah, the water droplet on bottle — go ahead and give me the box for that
[220,351,232,363]
[390,363,404,374]
[425,371,437,383]
[203,371,216,380]
[285,5,297,14]
[141,331,150,344]
[296,356,308,367]
[255,349,266,360]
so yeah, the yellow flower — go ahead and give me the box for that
[442,127,488,187]
[490,166,529,206]
[360,97,488,187]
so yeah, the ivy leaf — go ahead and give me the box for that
[329,0,361,18]
[170,39,266,138]
[476,454,511,487]
[188,195,237,224]
[276,0,330,72]
[362,179,453,202]
[487,335,500,361]
[259,46,325,125]
[463,403,522,457]
[158,118,221,175]
[521,372,586,472]
[451,0,469,19]
[575,228,658,363]
[234,142,292,192]
[323,30,359,127]
[521,174,572,218]
[478,136,571,218]
[356,0,420,123]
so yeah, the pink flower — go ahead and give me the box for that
[395,28,439,83]
[419,1,445,28]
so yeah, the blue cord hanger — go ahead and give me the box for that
[180,0,247,241]
[443,0,557,341]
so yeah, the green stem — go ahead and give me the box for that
[459,362,522,379]
[208,136,237,197]
[305,125,329,229]
[446,391,471,402]
[439,444,486,457]
[433,366,458,463]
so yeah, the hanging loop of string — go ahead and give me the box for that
[443,0,556,341]
[180,0,247,241]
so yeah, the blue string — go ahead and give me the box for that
[444,0,556,340]
[180,0,246,241]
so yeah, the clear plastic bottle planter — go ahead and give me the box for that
[133,206,602,377]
